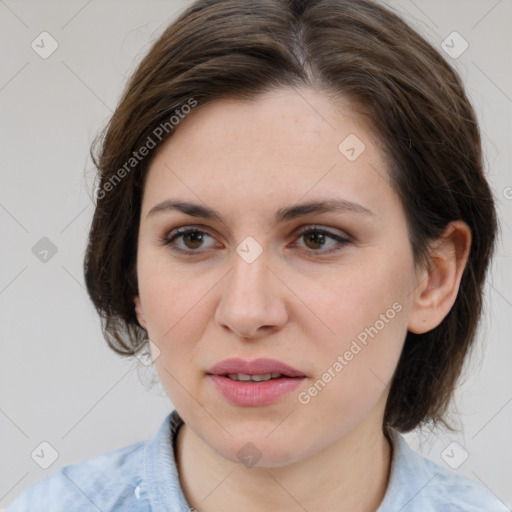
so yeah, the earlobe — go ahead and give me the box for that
[408,221,471,334]
[134,296,147,329]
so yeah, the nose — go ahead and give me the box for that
[215,250,288,340]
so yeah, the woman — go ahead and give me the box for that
[7,0,507,510]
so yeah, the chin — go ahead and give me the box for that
[209,427,307,468]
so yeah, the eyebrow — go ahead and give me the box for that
[147,198,375,224]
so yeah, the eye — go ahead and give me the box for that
[161,227,220,254]
[292,226,351,254]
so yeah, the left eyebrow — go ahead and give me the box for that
[146,198,375,223]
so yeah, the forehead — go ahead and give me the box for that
[141,88,396,223]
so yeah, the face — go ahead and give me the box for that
[134,87,420,467]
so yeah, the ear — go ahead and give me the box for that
[408,220,471,334]
[134,296,147,329]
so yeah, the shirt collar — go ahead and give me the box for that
[142,409,190,512]
[376,428,434,511]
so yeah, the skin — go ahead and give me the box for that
[134,87,471,512]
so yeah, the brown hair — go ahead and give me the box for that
[84,0,497,433]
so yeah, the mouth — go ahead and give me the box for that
[207,357,306,378]
[206,358,306,407]
[224,372,290,382]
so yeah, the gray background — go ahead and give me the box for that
[1,0,511,508]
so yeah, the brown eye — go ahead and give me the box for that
[294,227,351,254]
[181,230,206,250]
[303,230,327,250]
[162,227,218,254]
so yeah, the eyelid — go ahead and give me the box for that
[291,225,352,254]
[293,224,353,242]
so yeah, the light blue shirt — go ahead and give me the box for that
[6,409,508,511]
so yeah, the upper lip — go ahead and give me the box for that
[207,358,306,377]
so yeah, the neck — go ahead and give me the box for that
[175,412,393,512]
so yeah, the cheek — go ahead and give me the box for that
[137,256,211,383]
[147,293,211,412]
[302,249,412,402]
[309,254,410,348]
[138,249,205,331]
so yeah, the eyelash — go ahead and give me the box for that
[160,225,352,256]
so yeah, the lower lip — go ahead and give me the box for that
[208,375,305,407]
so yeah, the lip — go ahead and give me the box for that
[207,358,306,377]
[206,358,306,407]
